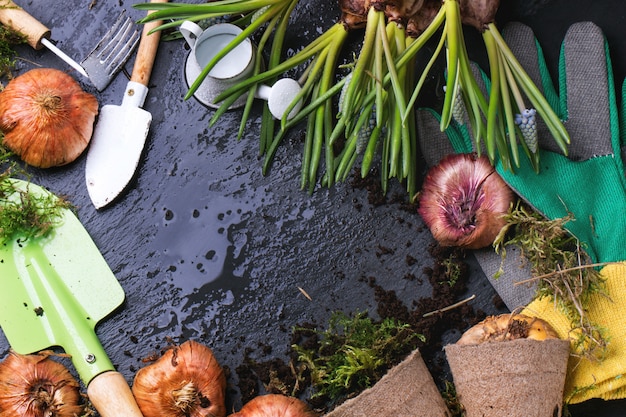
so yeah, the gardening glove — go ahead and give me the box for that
[418,21,626,404]
[497,21,626,404]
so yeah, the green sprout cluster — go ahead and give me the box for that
[135,0,569,194]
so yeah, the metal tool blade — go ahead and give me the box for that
[85,0,166,209]
[81,10,140,91]
[86,98,152,209]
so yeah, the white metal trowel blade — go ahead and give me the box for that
[85,104,152,209]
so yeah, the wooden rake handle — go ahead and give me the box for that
[0,0,50,49]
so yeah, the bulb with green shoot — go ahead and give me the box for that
[459,0,569,170]
[134,0,570,194]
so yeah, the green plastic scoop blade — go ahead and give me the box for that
[0,180,125,385]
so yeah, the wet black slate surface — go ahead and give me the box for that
[2,0,626,415]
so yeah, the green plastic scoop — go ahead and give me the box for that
[0,180,143,417]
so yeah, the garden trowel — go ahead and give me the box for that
[0,180,144,417]
[85,0,167,209]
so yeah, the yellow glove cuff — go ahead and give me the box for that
[522,262,626,403]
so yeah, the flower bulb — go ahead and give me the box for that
[418,153,514,249]
[0,68,98,168]
[132,340,227,417]
[0,351,84,417]
[229,394,318,417]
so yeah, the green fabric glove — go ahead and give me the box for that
[497,21,626,265]
[417,21,626,306]
[418,20,626,403]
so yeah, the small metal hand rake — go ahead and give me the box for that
[81,10,141,91]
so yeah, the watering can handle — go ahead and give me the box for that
[0,0,51,49]
[88,371,144,417]
[179,20,203,49]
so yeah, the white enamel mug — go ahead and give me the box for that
[181,21,255,109]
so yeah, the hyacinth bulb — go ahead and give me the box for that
[418,153,514,249]
[229,394,319,417]
[339,0,370,29]
[132,340,227,417]
[0,351,84,417]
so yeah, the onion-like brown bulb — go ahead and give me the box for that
[456,314,560,345]
[0,350,84,417]
[459,0,500,31]
[132,340,227,417]
[0,68,98,168]
[406,0,441,36]
[339,0,371,29]
[418,153,515,249]
[229,394,319,417]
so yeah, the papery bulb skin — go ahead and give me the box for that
[339,0,371,29]
[406,0,441,36]
[0,351,84,417]
[384,0,425,25]
[229,394,319,417]
[418,153,514,249]
[458,0,500,31]
[132,340,227,417]
[0,68,98,168]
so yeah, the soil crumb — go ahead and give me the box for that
[234,171,488,413]
[234,243,486,412]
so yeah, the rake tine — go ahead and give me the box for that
[101,21,140,73]
[81,10,141,91]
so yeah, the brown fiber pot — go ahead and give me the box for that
[445,338,570,417]
[324,349,451,417]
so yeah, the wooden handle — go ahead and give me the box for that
[87,371,144,417]
[130,0,168,86]
[0,0,50,49]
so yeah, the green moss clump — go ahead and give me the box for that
[0,24,25,79]
[494,201,608,360]
[0,147,72,244]
[292,311,424,403]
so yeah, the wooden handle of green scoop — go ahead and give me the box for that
[87,371,144,417]
[0,0,50,49]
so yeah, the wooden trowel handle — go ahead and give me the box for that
[131,0,168,86]
[87,371,144,417]
[0,0,50,49]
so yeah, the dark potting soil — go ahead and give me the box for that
[232,171,495,414]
